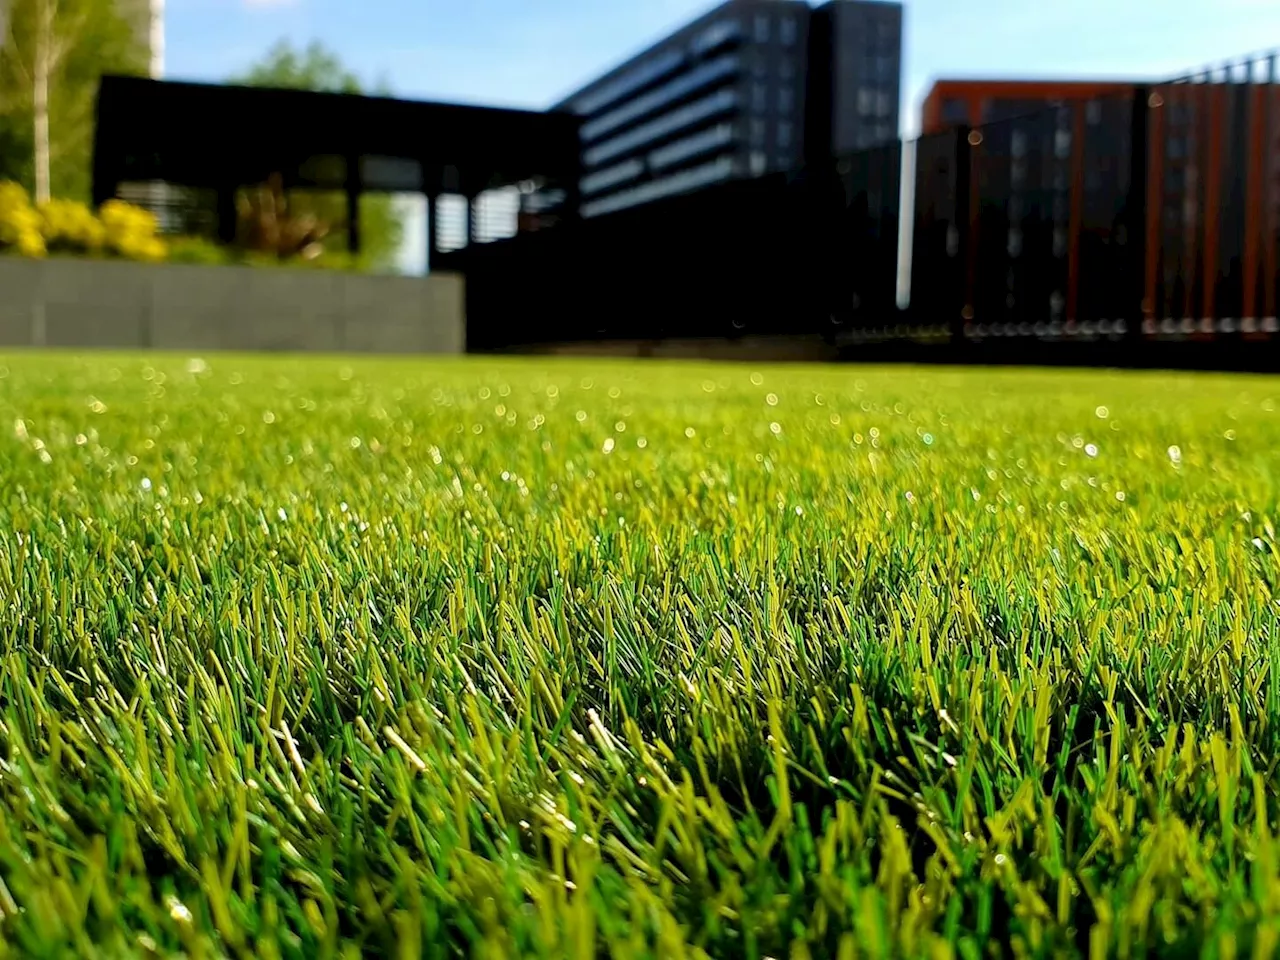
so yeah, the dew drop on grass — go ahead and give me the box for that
[166,897,192,924]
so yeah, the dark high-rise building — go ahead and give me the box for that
[555,0,903,219]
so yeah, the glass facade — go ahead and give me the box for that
[584,89,740,167]
[827,1,904,155]
[572,50,685,116]
[580,159,645,196]
[561,0,902,217]
[580,55,740,143]
[581,156,736,218]
[650,124,736,170]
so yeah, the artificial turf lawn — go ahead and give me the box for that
[1,352,1279,957]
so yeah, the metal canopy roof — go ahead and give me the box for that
[92,75,582,202]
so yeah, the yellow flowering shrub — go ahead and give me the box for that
[100,200,167,262]
[0,182,47,258]
[1,185,169,262]
[38,198,107,254]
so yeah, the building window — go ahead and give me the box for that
[750,117,766,146]
[778,85,794,113]
[777,121,793,149]
[859,87,875,116]
[584,88,740,166]
[753,83,768,112]
[754,14,770,43]
[573,49,685,116]
[580,54,741,142]
[750,151,767,176]
[941,98,968,125]
[648,124,735,170]
[692,18,741,56]
[1054,129,1072,160]
[780,16,797,46]
[779,57,795,80]
[877,92,893,117]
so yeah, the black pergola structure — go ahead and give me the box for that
[92,75,582,262]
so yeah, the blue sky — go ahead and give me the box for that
[169,0,1280,136]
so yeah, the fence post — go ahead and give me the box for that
[1126,85,1151,345]
[345,154,362,255]
[952,125,973,346]
[216,183,237,245]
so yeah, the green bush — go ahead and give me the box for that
[166,235,234,266]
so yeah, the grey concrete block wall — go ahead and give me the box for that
[43,259,151,349]
[0,257,465,355]
[0,259,41,347]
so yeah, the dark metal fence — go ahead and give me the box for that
[1144,58,1280,339]
[893,49,1280,366]
[461,47,1280,367]
[463,143,902,351]
[906,87,1145,344]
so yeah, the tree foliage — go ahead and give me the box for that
[0,0,144,201]
[233,40,404,273]
[231,39,362,95]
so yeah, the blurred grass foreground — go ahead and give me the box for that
[2,353,1280,957]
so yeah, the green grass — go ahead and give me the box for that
[1,353,1279,958]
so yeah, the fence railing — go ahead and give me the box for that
[1144,56,1280,338]
[452,47,1280,362]
[899,49,1280,350]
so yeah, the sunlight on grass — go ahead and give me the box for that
[0,352,1278,956]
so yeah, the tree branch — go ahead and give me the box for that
[3,5,34,91]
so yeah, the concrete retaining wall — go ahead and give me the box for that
[0,257,465,354]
